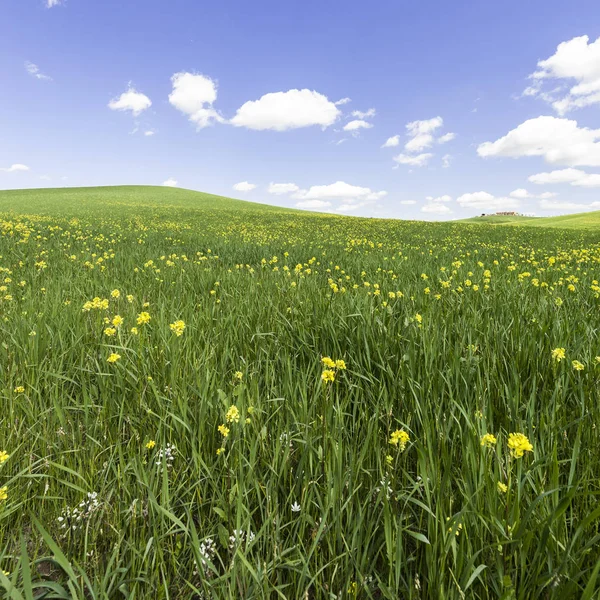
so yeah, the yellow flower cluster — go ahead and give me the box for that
[551,347,566,362]
[321,356,346,383]
[82,297,109,311]
[136,312,151,325]
[507,433,533,458]
[389,429,410,452]
[0,450,8,464]
[0,486,7,502]
[107,353,121,363]
[480,433,497,448]
[169,320,186,336]
[226,405,240,423]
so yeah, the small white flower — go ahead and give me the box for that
[291,501,301,513]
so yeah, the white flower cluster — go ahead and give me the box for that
[229,529,255,550]
[156,443,176,471]
[194,537,217,576]
[57,492,100,531]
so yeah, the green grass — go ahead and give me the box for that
[1,186,600,599]
[460,211,600,228]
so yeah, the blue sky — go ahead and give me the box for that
[3,0,600,219]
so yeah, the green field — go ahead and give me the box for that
[1,186,600,599]
[461,211,600,228]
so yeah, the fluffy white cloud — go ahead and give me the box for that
[422,203,452,214]
[169,72,223,129]
[528,168,586,184]
[477,116,600,167]
[343,119,373,132]
[426,194,452,202]
[442,154,452,168]
[351,108,376,119]
[144,130,155,137]
[509,188,533,199]
[0,164,30,172]
[382,135,400,148]
[335,97,351,106]
[400,200,417,205]
[25,61,52,81]
[295,199,332,210]
[527,35,600,114]
[393,153,433,167]
[233,181,256,192]
[438,132,456,144]
[268,182,299,195]
[108,86,152,117]
[230,89,340,131]
[407,117,443,137]
[162,178,178,187]
[294,181,386,202]
[539,199,600,211]
[457,191,519,211]
[47,0,61,6]
[528,167,600,187]
[405,133,434,152]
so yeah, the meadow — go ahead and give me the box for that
[0,186,599,599]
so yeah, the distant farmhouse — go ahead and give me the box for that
[479,211,520,217]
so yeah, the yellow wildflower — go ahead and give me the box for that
[216,447,224,456]
[321,369,335,383]
[0,451,8,464]
[480,433,497,448]
[169,320,186,336]
[145,440,156,450]
[335,359,346,370]
[218,424,230,437]
[136,312,151,325]
[13,386,24,394]
[321,356,336,368]
[130,327,139,335]
[226,405,240,423]
[111,289,120,298]
[497,482,508,494]
[551,347,566,362]
[104,327,117,337]
[507,433,533,458]
[572,360,585,371]
[389,429,410,451]
[0,486,7,501]
[107,353,121,363]
[112,315,123,327]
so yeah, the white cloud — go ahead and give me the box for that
[162,178,178,187]
[393,153,433,167]
[343,119,373,132]
[108,86,152,117]
[0,164,30,173]
[351,108,376,119]
[527,35,600,114]
[426,194,452,203]
[509,188,534,199]
[400,200,417,205]
[25,61,52,81]
[230,89,340,131]
[47,0,61,6]
[407,117,443,137]
[438,132,456,144]
[405,133,434,152]
[457,191,519,211]
[422,203,452,214]
[144,130,155,136]
[528,168,586,184]
[477,116,600,167]
[539,199,600,211]
[268,182,299,195]
[528,167,600,188]
[294,181,386,202]
[442,153,452,168]
[295,199,332,210]
[169,72,223,129]
[382,135,400,148]
[233,181,256,192]
[335,97,351,106]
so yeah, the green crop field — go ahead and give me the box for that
[460,211,600,229]
[1,186,600,599]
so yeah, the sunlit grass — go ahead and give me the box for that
[0,186,599,599]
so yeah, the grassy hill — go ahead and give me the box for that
[0,185,296,218]
[460,211,600,229]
